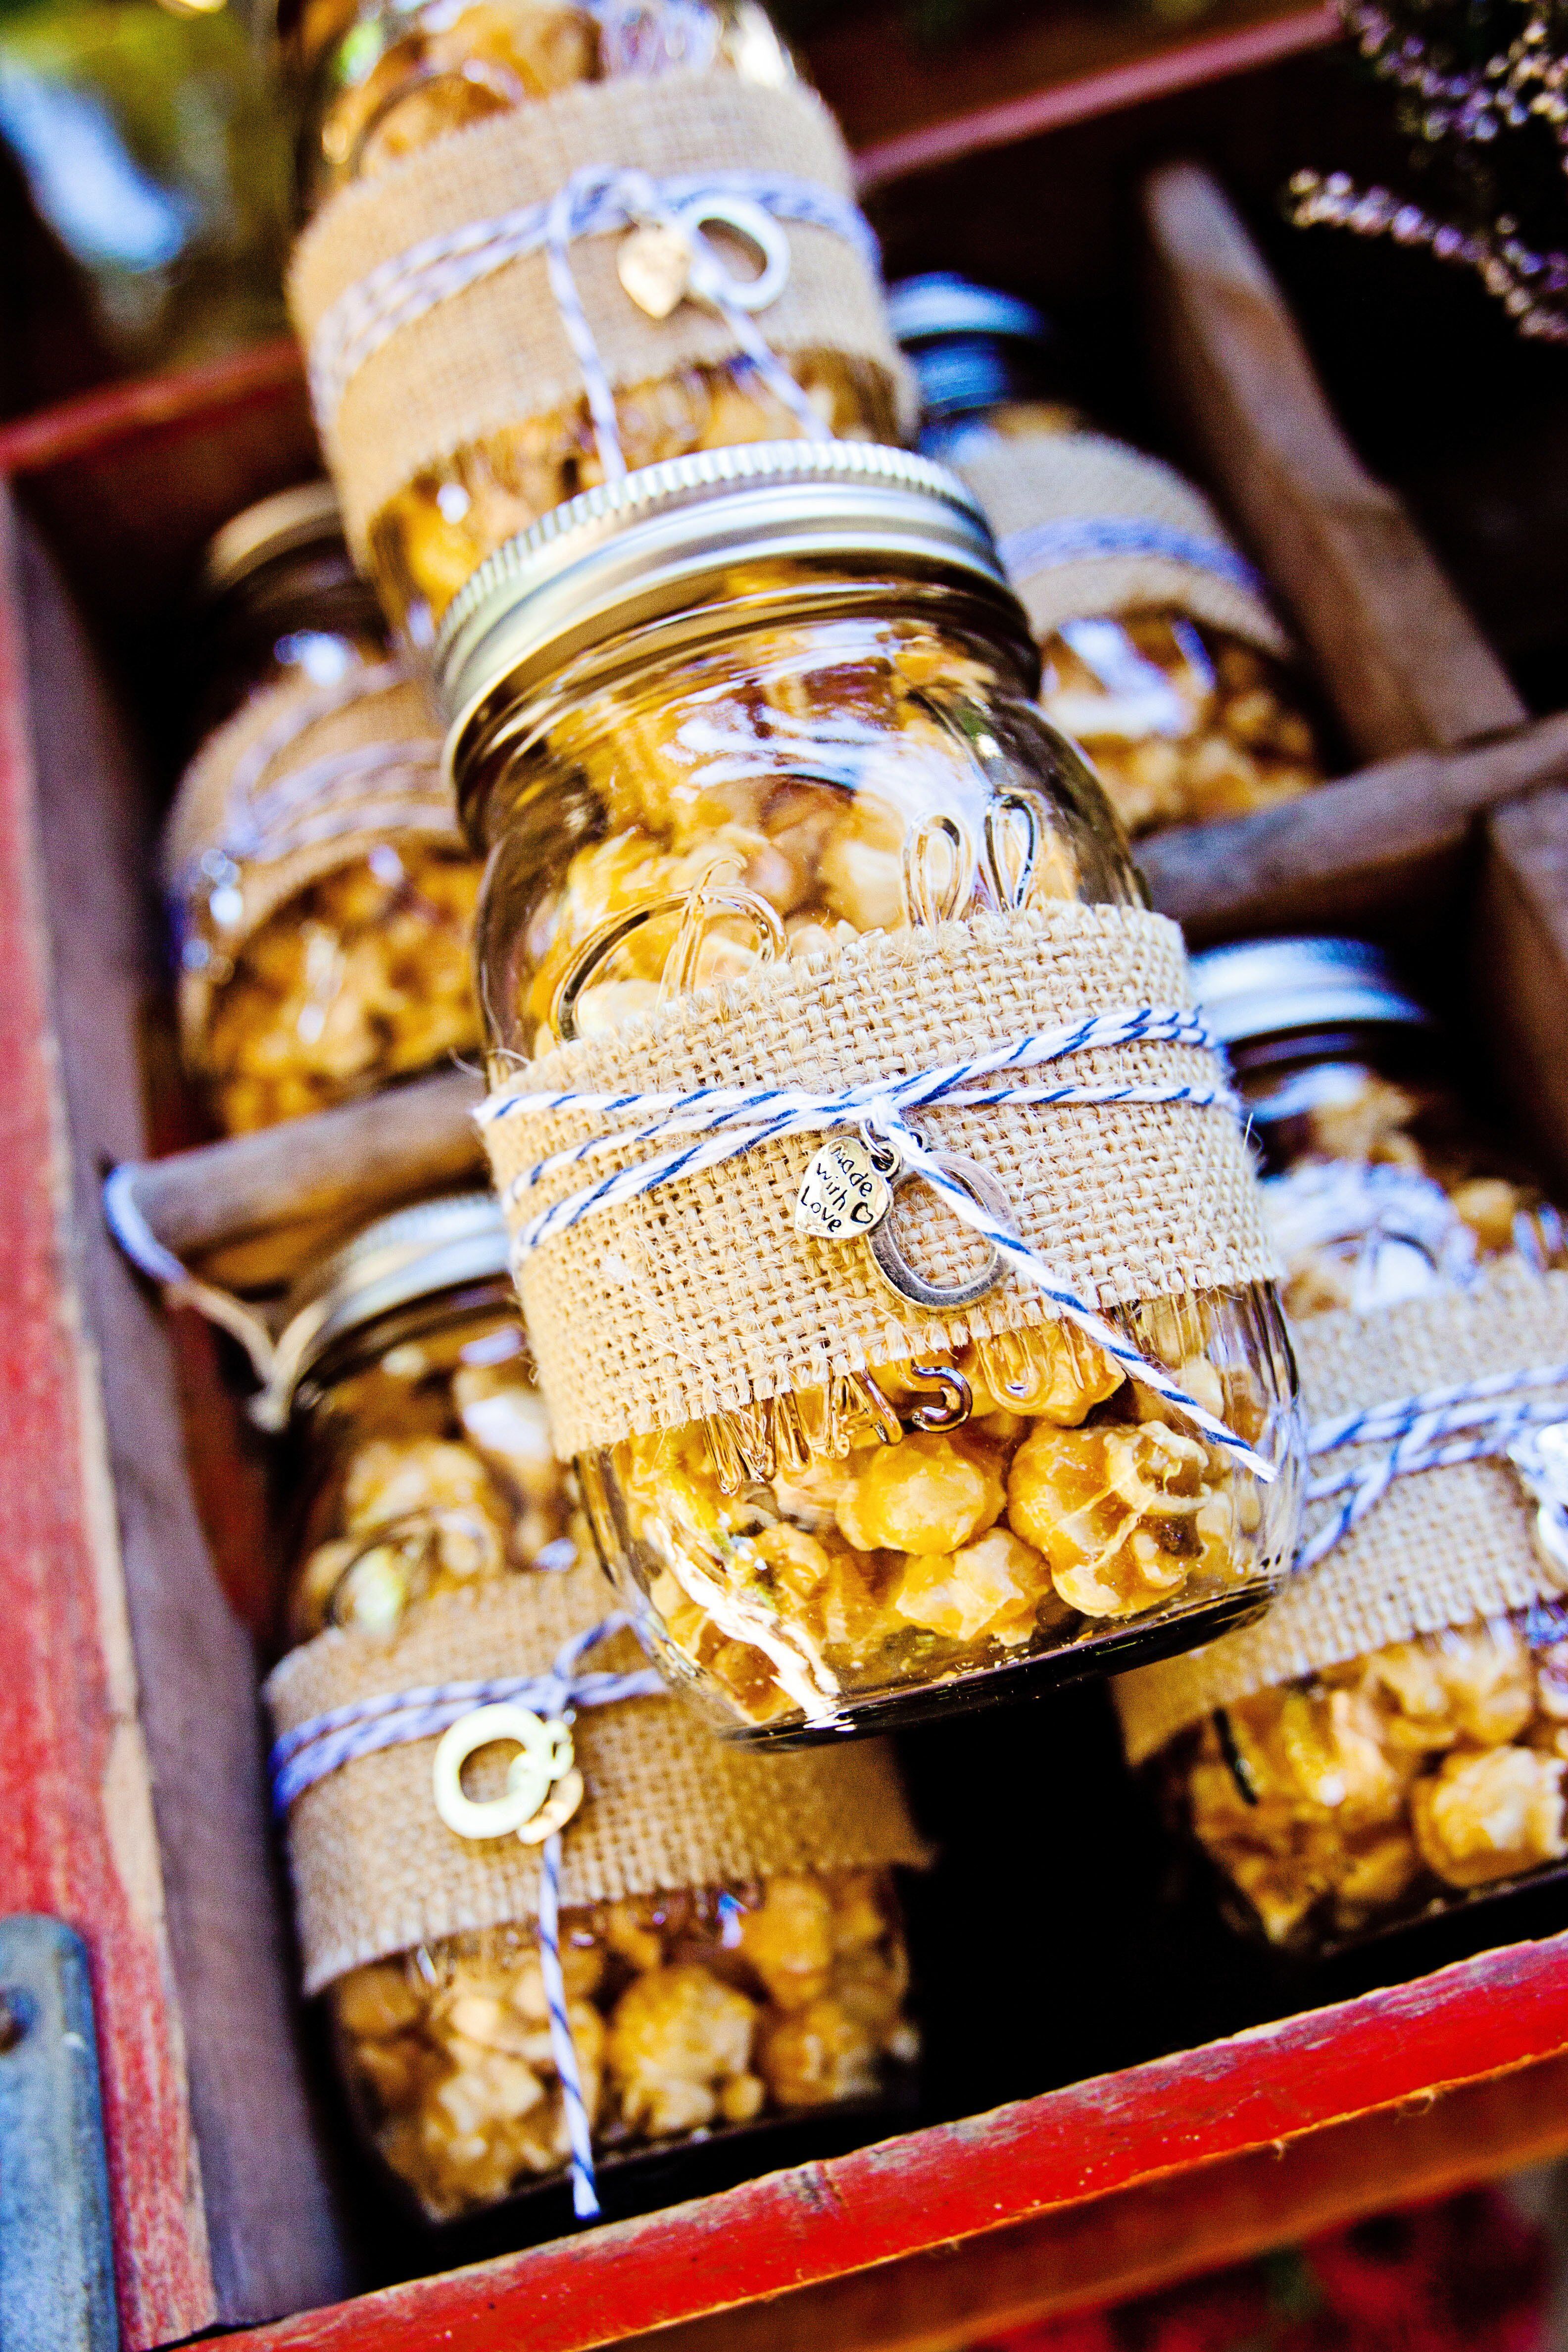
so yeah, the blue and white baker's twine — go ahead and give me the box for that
[273,1615,666,2220]
[310,164,880,468]
[481,1001,1281,1481]
[998,517,1267,600]
[1299,1358,1568,1571]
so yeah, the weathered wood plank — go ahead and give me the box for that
[1139,710,1568,941]
[120,1066,486,1294]
[0,491,215,2345]
[196,1928,1568,2352]
[15,506,354,2337]
[1143,161,1527,761]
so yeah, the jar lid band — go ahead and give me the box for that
[1192,936,1434,1047]
[436,441,1020,796]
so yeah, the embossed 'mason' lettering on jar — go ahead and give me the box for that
[444,440,1304,1745]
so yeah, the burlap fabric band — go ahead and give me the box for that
[481,903,1277,1458]
[265,1563,930,1994]
[288,76,915,560]
[954,431,1288,658]
[162,666,453,1056]
[1116,1260,1568,1765]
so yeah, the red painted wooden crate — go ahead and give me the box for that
[7,22,1568,2352]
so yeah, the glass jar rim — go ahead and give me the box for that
[437,441,1027,807]
[201,481,347,603]
[258,1190,511,1424]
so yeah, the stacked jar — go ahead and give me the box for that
[263,1192,929,2222]
[1116,938,1568,1954]
[282,0,915,646]
[163,482,481,1133]
[446,442,1303,1742]
[886,274,1326,839]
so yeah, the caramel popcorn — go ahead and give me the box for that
[299,0,894,632]
[200,842,482,1132]
[614,1313,1265,1726]
[1039,620,1322,839]
[332,1869,914,2218]
[1182,1616,1568,1946]
[289,1309,575,1644]
[470,591,1288,1732]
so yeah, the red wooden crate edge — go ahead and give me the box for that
[210,1926,1568,2352]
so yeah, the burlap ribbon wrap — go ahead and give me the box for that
[1116,1261,1568,1765]
[953,431,1288,659]
[480,903,1277,1459]
[265,1564,930,1995]
[288,75,915,561]
[162,664,453,1057]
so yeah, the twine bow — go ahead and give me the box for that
[270,1613,667,2221]
[308,164,881,466]
[481,1001,1280,1479]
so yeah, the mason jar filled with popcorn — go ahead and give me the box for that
[264,1190,928,2222]
[887,274,1325,839]
[1117,936,1568,1955]
[447,441,1303,1744]
[163,483,481,1133]
[282,0,913,643]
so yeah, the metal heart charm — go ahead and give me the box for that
[794,1137,892,1243]
[617,221,692,319]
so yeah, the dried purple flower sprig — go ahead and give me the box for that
[1291,0,1568,341]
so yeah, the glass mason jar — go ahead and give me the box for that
[282,0,902,643]
[1196,934,1567,1316]
[1145,936,1568,1953]
[164,483,483,1134]
[447,441,1303,1745]
[269,1191,920,2221]
[887,273,1326,840]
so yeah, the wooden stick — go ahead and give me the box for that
[1142,160,1526,762]
[1476,784,1568,1196]
[120,1064,486,1291]
[1140,708,1568,942]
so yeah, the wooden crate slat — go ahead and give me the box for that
[852,4,1337,194]
[196,1928,1568,2352]
[1140,709,1568,941]
[0,494,215,2345]
[11,500,356,2341]
[1143,163,1527,761]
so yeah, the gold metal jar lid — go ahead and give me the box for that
[435,441,1024,820]
[1192,935,1433,1049]
[201,481,347,601]
[253,1190,511,1428]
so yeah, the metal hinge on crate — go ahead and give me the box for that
[0,1917,119,2352]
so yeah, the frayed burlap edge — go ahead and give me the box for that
[1115,1260,1568,1764]
[265,1563,931,1994]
